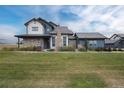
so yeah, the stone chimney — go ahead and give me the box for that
[55,27,62,51]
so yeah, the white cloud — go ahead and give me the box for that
[0,24,19,44]
[56,6,124,37]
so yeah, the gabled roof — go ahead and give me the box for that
[110,33,124,39]
[105,33,124,44]
[37,18,55,28]
[49,21,59,27]
[116,34,124,38]
[105,39,118,44]
[24,17,58,29]
[50,26,73,35]
[24,18,37,26]
[75,32,107,39]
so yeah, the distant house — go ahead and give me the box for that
[74,32,107,49]
[15,17,109,50]
[105,34,124,48]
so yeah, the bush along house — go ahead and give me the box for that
[15,17,107,51]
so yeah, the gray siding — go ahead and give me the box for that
[96,40,105,48]
[114,40,124,48]
[78,39,105,49]
[105,39,124,48]
[68,39,76,48]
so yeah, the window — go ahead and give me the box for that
[63,36,67,46]
[32,27,38,31]
[47,28,50,32]
[88,40,97,47]
[52,37,55,47]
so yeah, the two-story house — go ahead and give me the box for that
[15,17,73,50]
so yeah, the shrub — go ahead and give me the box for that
[47,49,55,51]
[88,48,96,51]
[95,48,103,52]
[2,47,18,51]
[34,46,42,51]
[18,46,41,51]
[103,47,112,52]
[108,47,112,52]
[113,48,117,51]
[59,46,75,51]
[118,48,123,51]
[103,48,107,51]
[78,48,86,51]
[2,47,9,51]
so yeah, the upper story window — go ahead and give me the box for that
[32,27,38,31]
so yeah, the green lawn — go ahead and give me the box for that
[0,51,124,88]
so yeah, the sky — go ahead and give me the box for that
[0,5,124,43]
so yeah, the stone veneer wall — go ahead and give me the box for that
[22,38,44,49]
[55,29,62,51]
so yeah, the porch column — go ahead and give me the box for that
[17,37,20,48]
[75,36,78,49]
[40,39,43,50]
[50,37,52,49]
[85,39,88,51]
[55,29,62,51]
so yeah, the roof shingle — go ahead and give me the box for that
[117,34,124,38]
[50,26,73,35]
[105,39,118,44]
[76,32,107,39]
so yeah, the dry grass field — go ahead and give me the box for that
[0,44,17,50]
[0,51,124,88]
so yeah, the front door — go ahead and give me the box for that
[44,38,50,49]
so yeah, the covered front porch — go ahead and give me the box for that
[15,34,51,50]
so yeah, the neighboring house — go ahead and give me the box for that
[15,17,73,50]
[15,17,116,50]
[74,32,107,49]
[105,34,124,48]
